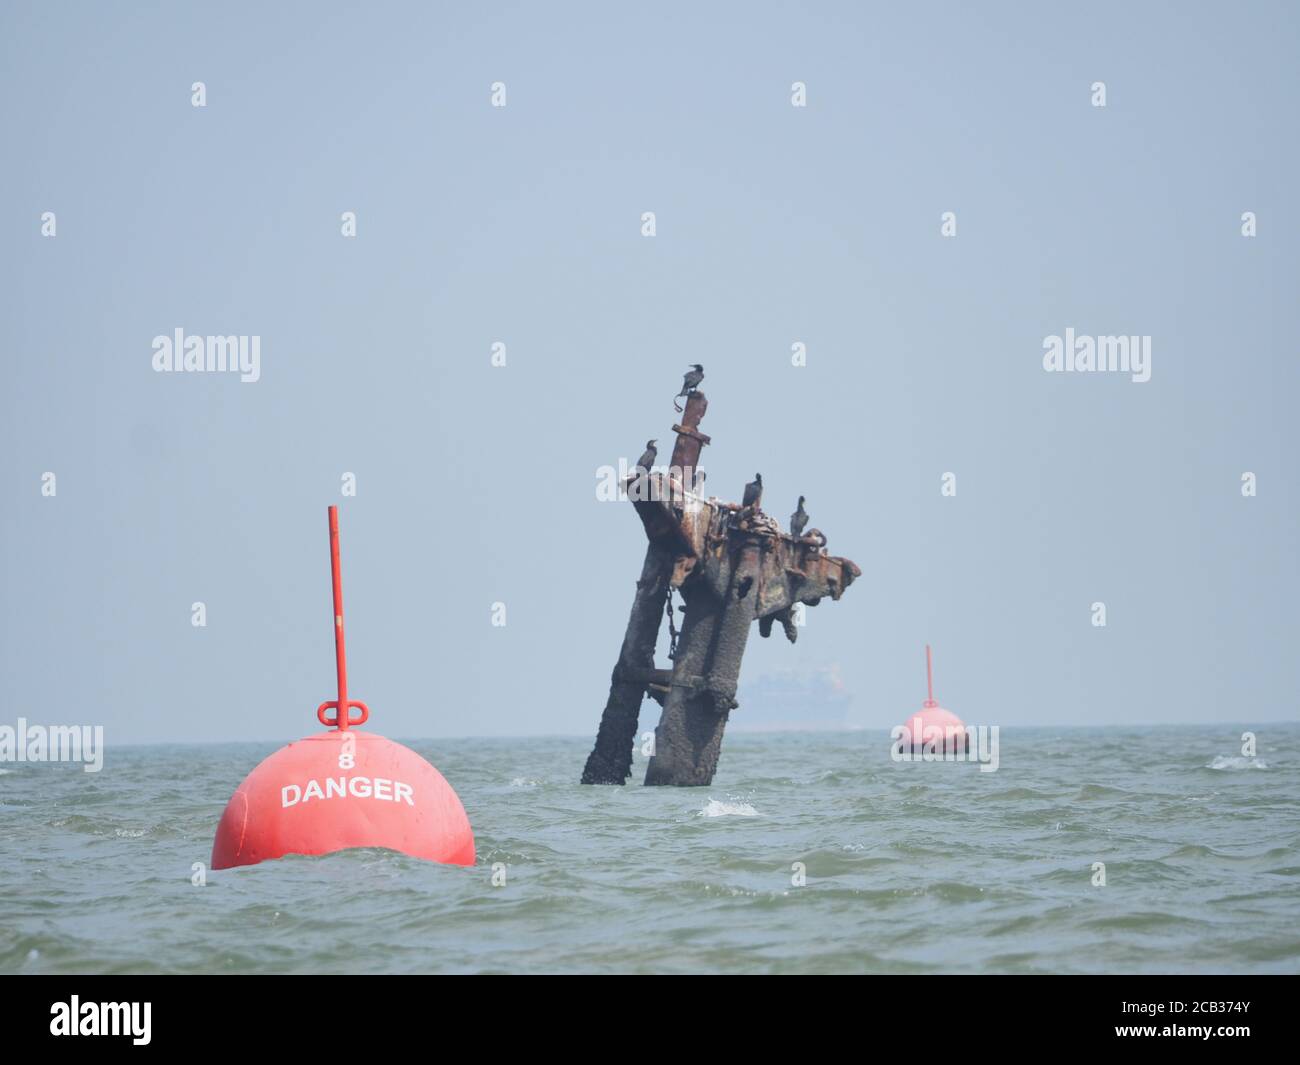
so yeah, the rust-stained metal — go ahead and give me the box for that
[669,392,710,470]
[582,387,860,787]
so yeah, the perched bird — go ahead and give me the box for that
[636,439,658,472]
[742,473,763,509]
[790,496,808,538]
[674,364,705,411]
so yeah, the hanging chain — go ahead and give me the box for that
[665,585,680,660]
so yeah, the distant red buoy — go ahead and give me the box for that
[897,644,968,754]
[211,507,474,870]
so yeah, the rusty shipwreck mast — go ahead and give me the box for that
[581,386,860,787]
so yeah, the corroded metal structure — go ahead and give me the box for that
[581,391,860,787]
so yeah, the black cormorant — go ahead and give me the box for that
[636,439,657,471]
[674,364,705,411]
[742,473,763,509]
[790,496,808,537]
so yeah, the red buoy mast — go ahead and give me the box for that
[318,505,368,730]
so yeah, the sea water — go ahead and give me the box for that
[2,726,1297,974]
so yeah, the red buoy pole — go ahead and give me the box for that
[317,506,368,729]
[329,506,349,730]
[924,644,936,708]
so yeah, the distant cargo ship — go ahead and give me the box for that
[733,665,854,732]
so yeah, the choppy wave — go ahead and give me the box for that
[1206,755,1269,771]
[698,799,758,818]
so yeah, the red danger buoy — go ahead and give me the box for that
[211,507,474,870]
[897,644,968,754]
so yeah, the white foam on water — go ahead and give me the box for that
[1206,755,1268,771]
[698,799,758,818]
[509,777,540,788]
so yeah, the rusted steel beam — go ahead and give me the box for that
[642,510,859,785]
[581,542,674,785]
[581,394,714,786]
[669,391,710,470]
[582,383,860,787]
[644,531,761,786]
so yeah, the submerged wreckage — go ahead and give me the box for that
[581,381,860,787]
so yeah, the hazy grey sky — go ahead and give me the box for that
[2,1,1297,744]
